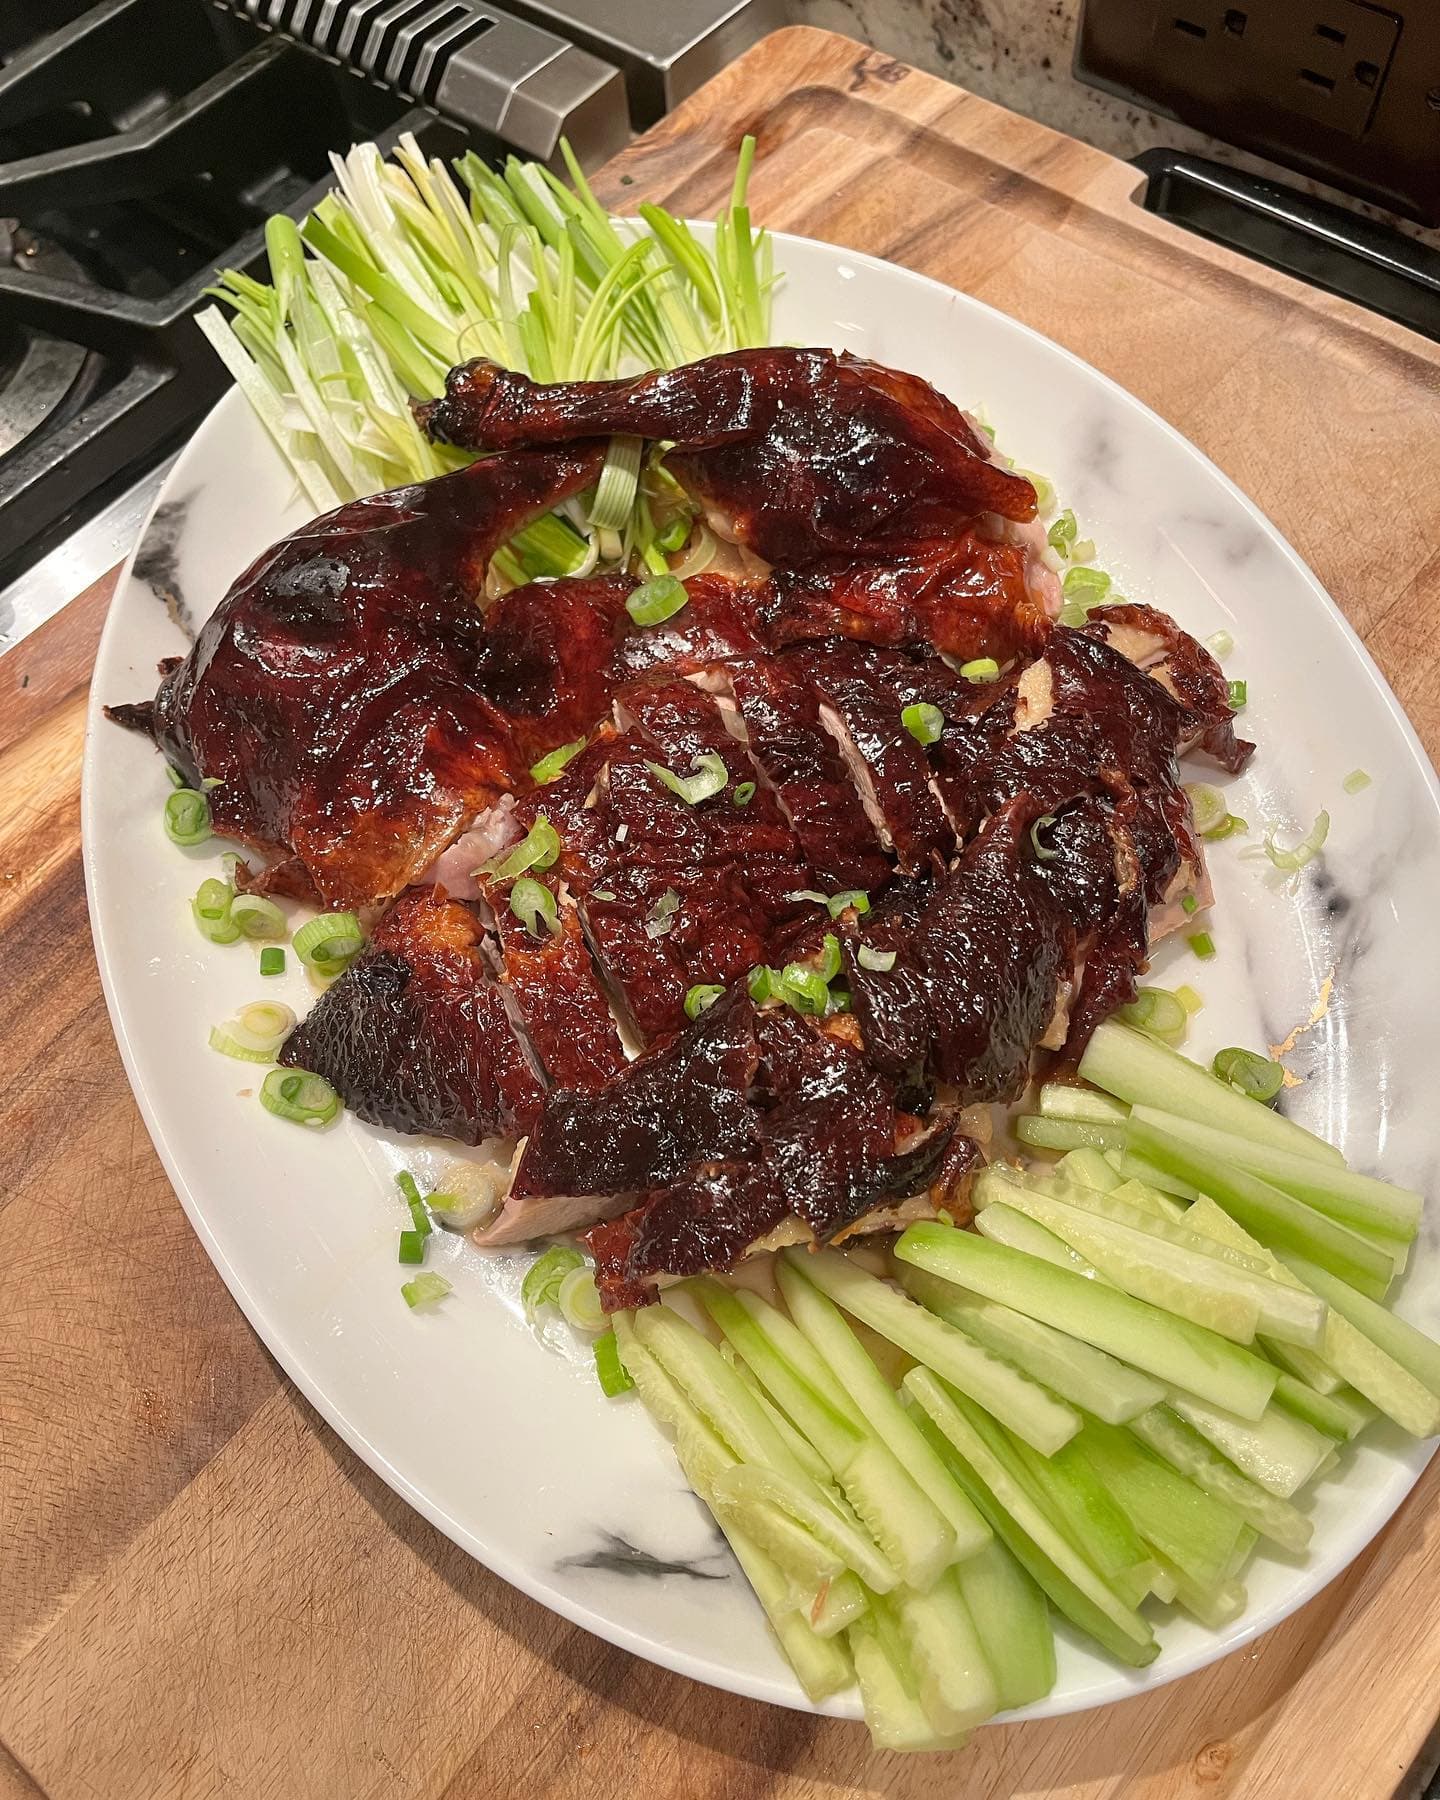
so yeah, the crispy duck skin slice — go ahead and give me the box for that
[479,990,765,1246]
[608,572,768,682]
[278,890,544,1143]
[420,348,1037,562]
[783,641,961,874]
[843,796,1075,1106]
[472,573,633,766]
[1083,602,1254,774]
[767,533,1049,663]
[724,655,893,893]
[584,1009,966,1310]
[108,447,603,907]
[489,904,625,1093]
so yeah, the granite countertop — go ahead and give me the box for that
[785,0,1439,246]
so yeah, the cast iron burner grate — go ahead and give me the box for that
[0,0,463,586]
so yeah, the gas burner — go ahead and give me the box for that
[0,222,91,459]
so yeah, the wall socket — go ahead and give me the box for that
[1076,0,1439,225]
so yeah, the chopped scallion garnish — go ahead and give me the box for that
[647,751,729,805]
[397,1171,432,1236]
[732,781,756,808]
[1263,810,1329,873]
[826,889,870,918]
[164,787,212,847]
[1342,768,1372,795]
[293,910,365,978]
[653,512,692,554]
[1180,893,1198,915]
[510,877,559,938]
[259,1067,340,1128]
[1213,1046,1285,1103]
[398,1228,427,1265]
[522,1244,583,1315]
[1047,510,1078,556]
[747,965,779,1003]
[484,814,561,880]
[901,702,944,746]
[1029,815,1059,861]
[529,738,587,785]
[401,1272,452,1310]
[684,983,725,1019]
[209,1001,296,1063]
[1118,986,1188,1046]
[557,1266,606,1332]
[1061,565,1110,609]
[778,962,830,1016]
[625,574,689,626]
[816,933,842,983]
[229,893,287,940]
[594,1329,634,1396]
[1188,931,1216,960]
[857,944,897,973]
[1174,984,1205,1014]
[1207,630,1235,660]
[959,658,1000,683]
[1227,679,1248,711]
[644,888,681,939]
[192,877,241,945]
[259,946,286,976]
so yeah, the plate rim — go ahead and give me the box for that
[81,223,1440,1725]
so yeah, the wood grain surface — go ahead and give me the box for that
[3,26,1439,1799]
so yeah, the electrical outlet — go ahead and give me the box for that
[1158,0,1398,136]
[1077,0,1440,225]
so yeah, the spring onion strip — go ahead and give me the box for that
[1061,566,1110,609]
[1048,510,1078,555]
[732,781,756,808]
[164,788,212,847]
[858,945,897,973]
[959,658,1000,683]
[685,984,724,1019]
[510,877,559,937]
[1029,816,1059,862]
[1342,768,1372,795]
[1188,932,1216,960]
[484,814,560,880]
[259,947,286,976]
[259,1067,340,1127]
[826,889,870,918]
[1263,811,1329,873]
[529,737,587,785]
[589,435,644,530]
[594,1330,634,1396]
[647,752,728,805]
[398,1229,427,1265]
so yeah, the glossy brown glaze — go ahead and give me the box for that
[421,348,1037,563]
[278,890,544,1142]
[112,448,602,906]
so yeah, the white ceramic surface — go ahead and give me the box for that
[82,229,1440,1724]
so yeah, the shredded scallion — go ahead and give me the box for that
[647,751,728,805]
[644,888,681,939]
[594,1329,634,1396]
[485,815,560,881]
[529,738,587,785]
[510,877,559,937]
[1263,810,1329,873]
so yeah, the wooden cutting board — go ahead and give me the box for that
[3,26,1439,1800]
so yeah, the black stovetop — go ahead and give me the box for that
[0,0,460,588]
